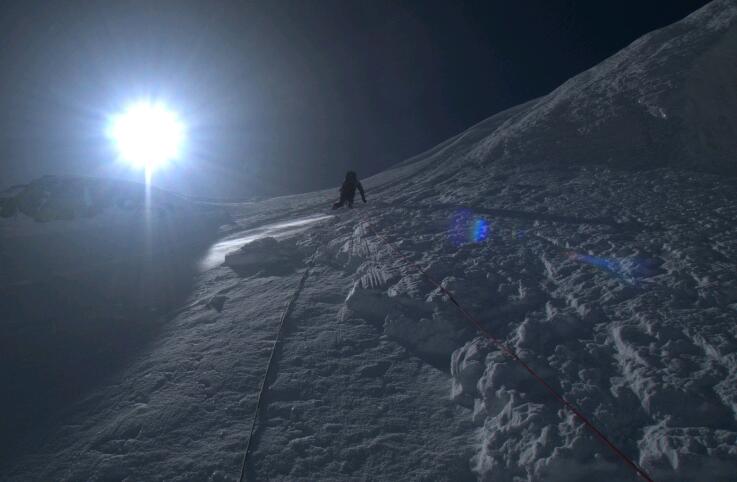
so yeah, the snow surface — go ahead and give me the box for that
[3,1,737,480]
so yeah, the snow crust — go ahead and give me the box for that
[3,1,737,480]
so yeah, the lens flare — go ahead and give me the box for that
[450,209,492,246]
[108,101,185,172]
[567,252,621,273]
[566,251,663,285]
[471,218,490,243]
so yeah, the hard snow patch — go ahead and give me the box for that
[199,214,332,271]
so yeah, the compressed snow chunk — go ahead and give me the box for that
[639,424,737,480]
[515,313,581,353]
[356,262,397,290]
[207,295,228,312]
[383,313,461,364]
[359,361,391,378]
[223,236,299,272]
[450,339,490,408]
[344,282,393,324]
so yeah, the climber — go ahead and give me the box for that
[332,171,366,209]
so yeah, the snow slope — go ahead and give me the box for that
[3,1,737,480]
[466,0,737,175]
[0,176,229,462]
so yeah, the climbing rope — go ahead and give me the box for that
[237,258,313,482]
[362,219,655,482]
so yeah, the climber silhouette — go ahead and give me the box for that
[332,171,366,209]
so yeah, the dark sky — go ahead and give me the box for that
[0,0,712,198]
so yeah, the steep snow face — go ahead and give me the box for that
[437,170,737,481]
[466,0,737,175]
[3,2,737,481]
[7,169,736,481]
[0,176,228,460]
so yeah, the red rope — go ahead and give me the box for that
[364,220,655,482]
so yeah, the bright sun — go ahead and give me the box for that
[109,101,185,172]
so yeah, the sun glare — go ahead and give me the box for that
[109,101,185,172]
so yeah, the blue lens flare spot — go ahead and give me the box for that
[471,218,490,243]
[450,209,491,246]
[567,252,622,273]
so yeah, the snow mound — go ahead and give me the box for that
[224,236,302,275]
